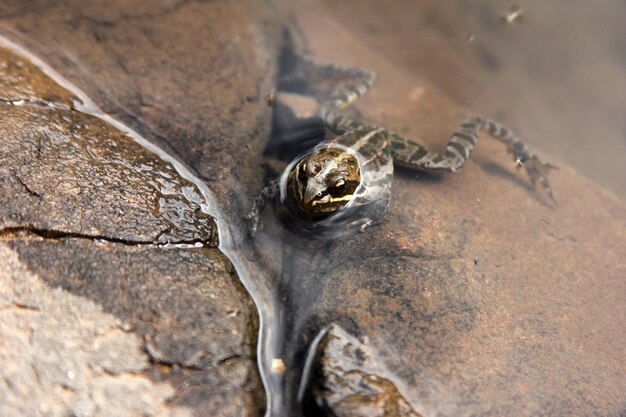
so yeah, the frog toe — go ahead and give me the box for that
[523,155,557,201]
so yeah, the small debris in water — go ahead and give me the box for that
[502,6,524,24]
[474,259,479,266]
[409,87,425,102]
[226,308,240,317]
[271,358,286,376]
[265,89,276,107]
[467,33,476,43]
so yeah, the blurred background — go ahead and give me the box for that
[309,0,626,197]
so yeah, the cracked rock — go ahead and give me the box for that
[0,48,216,245]
[0,11,266,415]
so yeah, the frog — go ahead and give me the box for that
[246,53,555,237]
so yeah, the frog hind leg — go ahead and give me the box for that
[279,51,376,107]
[389,116,557,199]
[279,51,378,135]
[317,62,377,135]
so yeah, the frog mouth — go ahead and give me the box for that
[310,193,353,207]
[293,192,353,221]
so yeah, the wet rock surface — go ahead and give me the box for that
[1,1,625,417]
[0,49,216,245]
[0,48,75,107]
[0,37,263,417]
[0,0,281,213]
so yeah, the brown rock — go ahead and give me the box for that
[0,46,216,245]
[1,1,282,409]
[0,243,177,417]
[5,237,263,417]
[0,48,76,107]
[0,38,263,417]
[0,0,281,212]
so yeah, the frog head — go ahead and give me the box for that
[286,146,361,219]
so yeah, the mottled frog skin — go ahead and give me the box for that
[247,54,555,236]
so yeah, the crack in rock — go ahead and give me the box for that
[0,226,211,247]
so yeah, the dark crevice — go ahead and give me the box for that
[0,226,211,247]
[145,350,251,374]
[146,355,204,372]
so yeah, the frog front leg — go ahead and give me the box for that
[245,178,280,236]
[389,116,557,199]
[345,202,388,233]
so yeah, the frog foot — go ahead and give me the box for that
[245,179,280,237]
[244,211,261,237]
[517,154,558,201]
[344,218,374,234]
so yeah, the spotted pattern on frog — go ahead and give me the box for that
[247,54,555,236]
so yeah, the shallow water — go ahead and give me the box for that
[314,0,626,197]
[247,1,626,414]
[2,0,625,415]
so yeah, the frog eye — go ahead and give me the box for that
[332,178,346,195]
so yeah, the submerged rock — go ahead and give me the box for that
[308,325,422,417]
[265,4,626,416]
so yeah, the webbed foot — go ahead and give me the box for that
[517,154,558,201]
[245,178,281,237]
[345,217,375,234]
